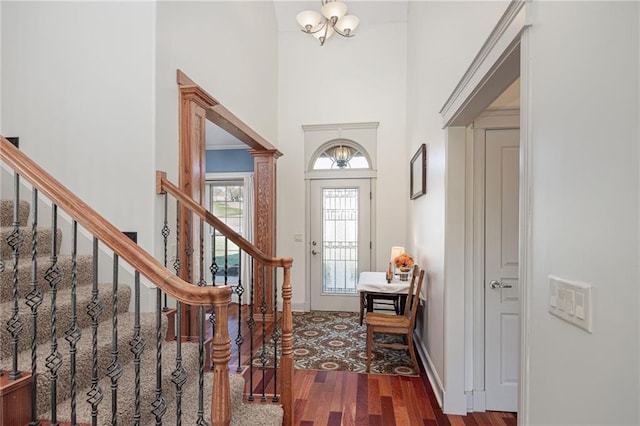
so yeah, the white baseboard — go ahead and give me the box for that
[292,302,308,311]
[415,334,444,409]
[472,390,486,412]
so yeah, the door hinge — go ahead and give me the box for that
[370,191,372,200]
[370,241,372,250]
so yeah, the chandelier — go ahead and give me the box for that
[330,145,354,168]
[296,0,360,46]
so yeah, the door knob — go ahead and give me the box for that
[311,250,319,255]
[489,280,513,289]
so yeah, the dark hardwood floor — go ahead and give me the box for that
[222,304,517,425]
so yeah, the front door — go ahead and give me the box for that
[310,179,371,311]
[485,128,520,411]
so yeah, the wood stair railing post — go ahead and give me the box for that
[210,286,232,426]
[0,371,32,426]
[280,264,294,426]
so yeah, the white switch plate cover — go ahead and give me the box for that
[549,275,593,333]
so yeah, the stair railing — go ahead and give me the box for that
[0,135,234,425]
[156,171,294,426]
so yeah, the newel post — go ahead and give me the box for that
[280,261,294,426]
[210,287,232,426]
[249,149,282,322]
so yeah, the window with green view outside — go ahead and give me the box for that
[207,180,243,285]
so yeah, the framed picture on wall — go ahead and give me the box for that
[410,143,426,200]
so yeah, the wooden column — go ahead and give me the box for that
[0,371,31,426]
[179,84,217,338]
[250,149,282,321]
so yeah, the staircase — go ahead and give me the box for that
[0,197,283,425]
[0,136,291,425]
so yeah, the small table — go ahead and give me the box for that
[357,271,411,326]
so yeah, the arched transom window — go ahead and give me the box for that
[312,140,370,170]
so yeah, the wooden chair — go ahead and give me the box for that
[366,265,424,374]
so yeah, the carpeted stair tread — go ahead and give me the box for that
[0,226,62,260]
[52,338,200,425]
[177,371,283,426]
[0,254,93,303]
[0,282,131,358]
[0,199,30,227]
[1,311,165,416]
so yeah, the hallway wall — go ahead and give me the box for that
[277,20,408,310]
[524,2,639,424]
[405,0,510,412]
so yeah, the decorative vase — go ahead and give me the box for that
[398,267,411,281]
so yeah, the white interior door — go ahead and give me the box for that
[485,128,520,412]
[310,179,371,311]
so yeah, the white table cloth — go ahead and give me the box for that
[357,271,411,294]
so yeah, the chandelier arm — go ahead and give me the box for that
[301,20,329,35]
[319,23,328,46]
[333,27,355,38]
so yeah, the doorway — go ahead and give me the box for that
[471,121,521,412]
[309,178,372,311]
[439,2,530,414]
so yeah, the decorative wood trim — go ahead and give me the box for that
[249,150,280,321]
[179,84,212,337]
[301,121,380,132]
[440,0,529,127]
[208,105,279,152]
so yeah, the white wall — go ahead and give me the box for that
[1,1,156,249]
[155,0,278,181]
[525,2,639,424]
[277,21,407,310]
[405,0,509,408]
[1,1,279,310]
[154,0,279,262]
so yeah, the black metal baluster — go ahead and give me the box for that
[171,301,187,426]
[26,189,42,426]
[272,267,280,403]
[260,265,268,402]
[209,231,217,286]
[235,251,244,372]
[107,254,123,425]
[86,237,104,426]
[186,211,193,285]
[129,268,144,425]
[247,258,255,401]
[186,211,194,341]
[151,282,167,425]
[223,237,228,286]
[196,219,207,425]
[172,204,186,426]
[7,173,25,380]
[45,204,62,424]
[161,192,170,311]
[64,221,82,424]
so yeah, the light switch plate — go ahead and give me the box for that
[549,275,592,333]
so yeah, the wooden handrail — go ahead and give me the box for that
[156,171,293,270]
[0,136,231,306]
[157,170,294,426]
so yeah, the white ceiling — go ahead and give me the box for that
[206,121,247,149]
[206,1,409,150]
[488,78,520,109]
[273,0,408,33]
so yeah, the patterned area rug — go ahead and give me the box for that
[254,311,417,376]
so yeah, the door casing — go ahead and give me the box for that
[467,109,520,412]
